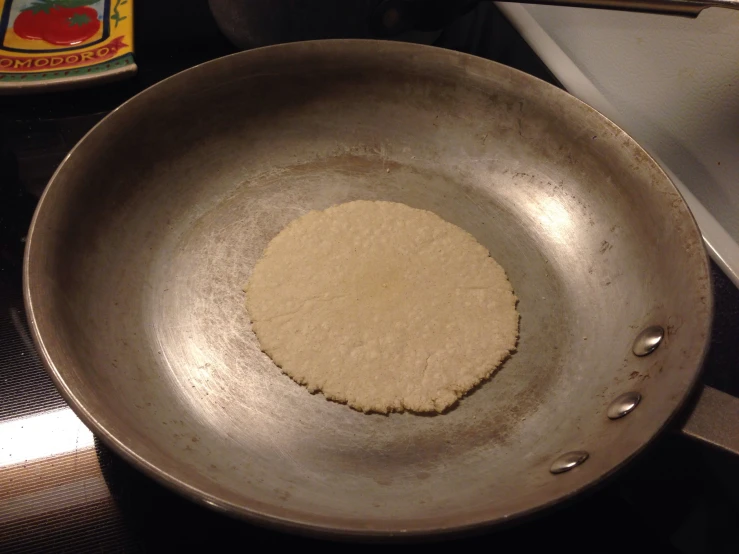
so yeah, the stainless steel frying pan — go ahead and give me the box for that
[24,40,713,537]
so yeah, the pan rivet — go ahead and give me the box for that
[632,326,664,356]
[550,451,589,475]
[607,391,642,420]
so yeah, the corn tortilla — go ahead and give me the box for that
[245,200,519,413]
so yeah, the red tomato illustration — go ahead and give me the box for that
[13,1,101,46]
[12,8,50,40]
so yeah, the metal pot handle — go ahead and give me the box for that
[680,385,739,456]
[502,0,739,17]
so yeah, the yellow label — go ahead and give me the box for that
[0,0,133,73]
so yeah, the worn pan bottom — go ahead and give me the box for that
[25,40,712,536]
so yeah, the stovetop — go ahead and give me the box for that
[2,2,739,552]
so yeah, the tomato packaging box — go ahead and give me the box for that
[0,0,135,92]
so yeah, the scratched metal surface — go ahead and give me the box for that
[0,3,569,547]
[24,40,711,535]
[0,28,738,554]
[3,1,737,549]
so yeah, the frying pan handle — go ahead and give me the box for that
[499,0,739,17]
[680,385,739,456]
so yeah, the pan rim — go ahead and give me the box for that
[23,38,714,538]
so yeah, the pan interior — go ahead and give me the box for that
[27,42,711,534]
